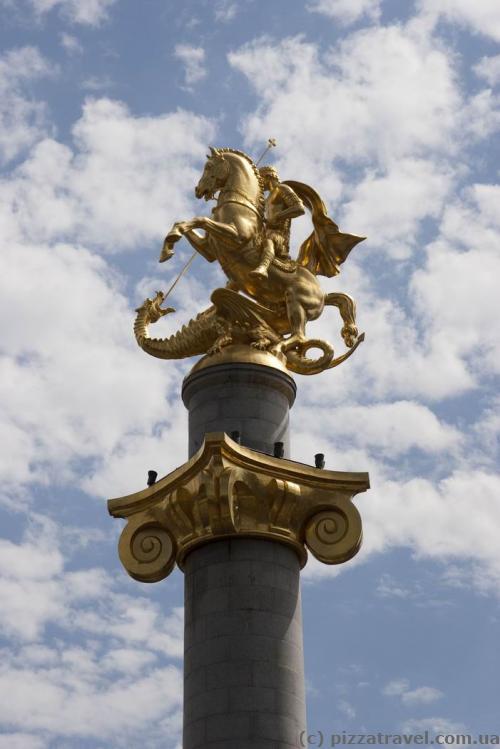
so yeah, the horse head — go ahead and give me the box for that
[195,147,230,201]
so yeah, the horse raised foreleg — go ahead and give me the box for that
[160,223,215,264]
[181,217,244,250]
[181,228,217,263]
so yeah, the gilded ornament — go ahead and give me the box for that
[108,433,369,582]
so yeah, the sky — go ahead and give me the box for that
[0,0,499,746]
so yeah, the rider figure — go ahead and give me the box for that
[250,166,305,280]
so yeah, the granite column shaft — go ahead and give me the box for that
[181,362,306,749]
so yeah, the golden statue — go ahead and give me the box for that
[135,146,365,375]
[112,146,370,585]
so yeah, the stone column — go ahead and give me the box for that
[182,360,296,458]
[183,538,306,748]
[182,360,304,748]
[108,353,369,749]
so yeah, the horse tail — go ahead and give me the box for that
[325,292,359,349]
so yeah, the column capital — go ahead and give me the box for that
[108,433,369,583]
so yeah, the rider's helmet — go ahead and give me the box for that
[259,165,279,184]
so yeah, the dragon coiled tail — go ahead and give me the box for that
[134,291,219,360]
[132,289,364,373]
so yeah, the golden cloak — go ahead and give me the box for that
[284,180,365,277]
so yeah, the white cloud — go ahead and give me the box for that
[0,239,181,495]
[474,54,500,86]
[83,408,188,498]
[0,736,46,749]
[0,514,184,656]
[383,678,410,696]
[307,0,381,26]
[0,570,184,744]
[363,470,500,582]
[384,679,443,705]
[60,32,83,54]
[102,648,156,674]
[293,274,471,404]
[471,397,500,468]
[338,698,356,718]
[436,183,500,252]
[0,658,182,743]
[0,575,64,641]
[174,44,207,87]
[0,93,224,524]
[402,686,444,706]
[295,400,461,455]
[402,717,467,735]
[340,158,454,259]
[418,0,500,43]
[463,88,500,139]
[376,573,412,598]
[30,0,117,26]
[0,521,63,582]
[229,28,462,175]
[302,461,500,594]
[0,94,217,502]
[411,188,500,379]
[81,74,114,91]
[413,245,500,375]
[81,600,184,658]
[1,99,214,251]
[0,519,65,640]
[0,46,55,165]
[214,0,237,23]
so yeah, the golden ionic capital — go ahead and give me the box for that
[108,433,369,583]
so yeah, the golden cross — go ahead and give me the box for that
[255,138,277,166]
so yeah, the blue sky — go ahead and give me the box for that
[0,0,499,746]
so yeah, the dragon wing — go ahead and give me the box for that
[211,288,287,332]
[284,180,365,278]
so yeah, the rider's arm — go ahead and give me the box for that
[269,184,305,226]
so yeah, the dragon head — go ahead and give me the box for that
[136,291,175,324]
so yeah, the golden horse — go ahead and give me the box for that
[159,147,365,373]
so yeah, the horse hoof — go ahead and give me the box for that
[159,244,175,263]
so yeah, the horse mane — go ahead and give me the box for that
[215,147,265,218]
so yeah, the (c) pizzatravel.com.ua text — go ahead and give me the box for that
[299,732,500,746]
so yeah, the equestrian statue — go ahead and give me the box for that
[134,146,366,375]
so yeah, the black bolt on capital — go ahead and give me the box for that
[314,453,325,469]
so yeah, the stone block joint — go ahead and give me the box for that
[108,432,370,583]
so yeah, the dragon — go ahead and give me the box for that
[134,287,364,376]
